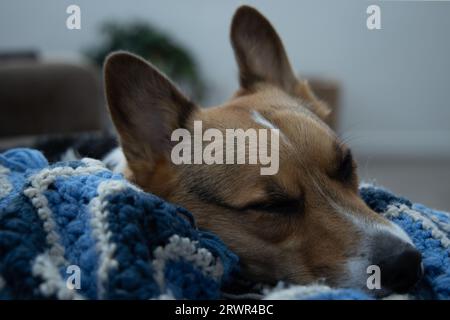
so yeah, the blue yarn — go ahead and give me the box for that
[306,289,374,300]
[0,148,47,172]
[0,148,238,299]
[0,148,449,300]
[0,194,48,299]
[359,185,411,212]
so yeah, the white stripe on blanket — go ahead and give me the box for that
[23,159,107,297]
[88,180,128,298]
[385,204,450,248]
[0,165,12,198]
[152,235,224,297]
[32,253,85,300]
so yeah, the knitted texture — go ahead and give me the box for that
[0,148,449,300]
[0,148,238,299]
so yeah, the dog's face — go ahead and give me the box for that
[104,6,422,295]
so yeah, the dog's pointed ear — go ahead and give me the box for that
[230,6,331,120]
[230,6,297,91]
[104,52,198,169]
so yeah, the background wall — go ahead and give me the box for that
[1,0,449,209]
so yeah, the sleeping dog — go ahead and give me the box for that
[103,6,423,296]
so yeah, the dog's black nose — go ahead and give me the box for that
[378,245,423,293]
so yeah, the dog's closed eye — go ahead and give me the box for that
[340,150,356,181]
[242,197,304,214]
[333,148,357,184]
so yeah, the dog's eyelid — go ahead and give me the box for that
[242,196,303,214]
[333,149,356,183]
[342,150,356,169]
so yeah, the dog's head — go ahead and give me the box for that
[103,6,422,295]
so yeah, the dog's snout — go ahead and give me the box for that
[376,243,423,293]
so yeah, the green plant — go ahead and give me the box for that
[85,21,205,101]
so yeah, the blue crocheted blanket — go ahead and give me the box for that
[0,148,449,300]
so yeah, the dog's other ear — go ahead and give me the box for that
[230,6,297,91]
[231,6,331,120]
[104,52,197,170]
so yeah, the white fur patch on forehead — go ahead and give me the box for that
[251,110,290,146]
[251,110,277,130]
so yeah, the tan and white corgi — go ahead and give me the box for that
[103,6,422,296]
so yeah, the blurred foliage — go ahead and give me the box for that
[85,21,205,101]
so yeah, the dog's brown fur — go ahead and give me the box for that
[104,6,403,288]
